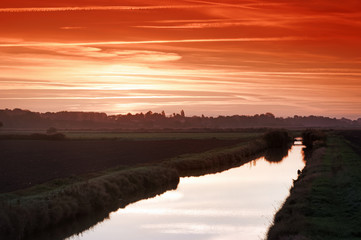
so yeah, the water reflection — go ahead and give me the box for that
[264,146,290,163]
[68,144,305,240]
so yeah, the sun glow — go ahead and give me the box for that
[0,0,360,118]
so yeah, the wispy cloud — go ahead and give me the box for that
[60,26,86,30]
[0,4,208,13]
[0,36,310,48]
[136,20,289,29]
[0,0,360,118]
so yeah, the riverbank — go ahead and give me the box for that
[0,130,291,239]
[267,130,361,239]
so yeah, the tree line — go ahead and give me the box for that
[0,108,360,130]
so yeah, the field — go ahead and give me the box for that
[64,131,263,140]
[0,135,254,193]
[267,130,361,240]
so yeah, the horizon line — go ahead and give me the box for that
[1,108,359,120]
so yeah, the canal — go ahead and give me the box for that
[69,142,305,240]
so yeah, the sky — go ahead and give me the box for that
[0,0,360,119]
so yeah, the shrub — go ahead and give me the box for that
[263,130,291,148]
[302,129,326,148]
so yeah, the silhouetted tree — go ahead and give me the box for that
[145,111,153,118]
[265,112,275,118]
[181,110,185,117]
[1,108,359,130]
[0,121,3,128]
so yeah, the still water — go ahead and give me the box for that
[69,143,305,240]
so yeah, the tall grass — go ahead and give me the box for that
[161,139,267,177]
[161,130,291,177]
[0,166,179,239]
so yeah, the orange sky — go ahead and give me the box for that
[0,0,360,118]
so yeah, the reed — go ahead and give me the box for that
[0,166,179,239]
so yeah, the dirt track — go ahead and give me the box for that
[0,138,241,193]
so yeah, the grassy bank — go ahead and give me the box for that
[267,132,361,240]
[161,139,267,177]
[0,166,179,240]
[0,130,291,239]
[161,130,292,177]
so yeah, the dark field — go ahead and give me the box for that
[338,130,361,154]
[0,138,242,193]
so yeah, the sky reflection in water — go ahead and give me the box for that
[69,144,305,240]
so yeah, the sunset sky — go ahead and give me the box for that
[0,0,360,118]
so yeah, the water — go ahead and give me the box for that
[68,143,305,240]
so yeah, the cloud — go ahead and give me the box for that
[0,5,203,13]
[1,0,360,118]
[0,36,309,48]
[135,19,289,29]
[60,26,86,30]
[113,50,181,62]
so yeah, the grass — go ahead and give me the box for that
[161,138,268,177]
[267,132,361,240]
[0,129,266,141]
[63,131,263,141]
[161,130,292,177]
[0,166,179,240]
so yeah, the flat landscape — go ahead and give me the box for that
[0,133,257,193]
[1,1,360,239]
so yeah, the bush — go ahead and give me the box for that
[302,129,326,148]
[263,130,291,148]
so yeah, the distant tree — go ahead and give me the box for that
[180,110,185,117]
[265,112,275,118]
[46,127,57,134]
[161,110,166,117]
